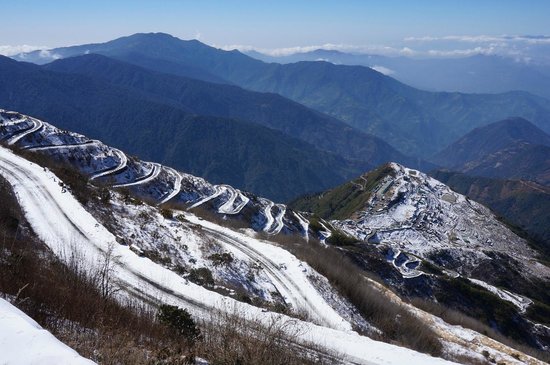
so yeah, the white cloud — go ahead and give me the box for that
[370,65,395,75]
[216,34,550,63]
[400,34,550,62]
[405,35,500,42]
[426,46,495,57]
[217,43,419,57]
[219,43,359,56]
[219,44,257,52]
[38,49,62,60]
[399,47,416,56]
[404,34,550,44]
[0,45,48,56]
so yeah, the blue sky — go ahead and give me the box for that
[2,0,550,58]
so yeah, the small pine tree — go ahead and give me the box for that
[157,304,201,345]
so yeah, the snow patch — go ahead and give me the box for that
[0,297,95,365]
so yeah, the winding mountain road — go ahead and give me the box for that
[0,145,455,365]
[196,223,349,329]
[188,185,225,209]
[263,202,286,235]
[112,163,161,188]
[159,167,183,204]
[23,140,100,151]
[293,212,310,240]
[0,114,253,213]
[89,149,128,180]
[7,117,44,145]
[217,185,250,214]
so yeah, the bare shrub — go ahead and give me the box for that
[187,267,215,287]
[160,208,174,219]
[197,308,338,365]
[0,176,194,364]
[95,242,120,300]
[208,252,234,266]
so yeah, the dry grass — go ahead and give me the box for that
[197,308,338,365]
[412,298,550,363]
[0,175,340,364]
[278,237,443,357]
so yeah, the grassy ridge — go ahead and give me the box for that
[289,164,395,219]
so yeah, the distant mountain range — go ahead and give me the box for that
[247,50,550,100]
[0,55,372,201]
[433,118,550,185]
[430,118,550,248]
[14,33,550,158]
[43,54,413,169]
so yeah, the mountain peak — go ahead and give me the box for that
[121,32,204,46]
[131,32,176,38]
[434,117,550,169]
[489,116,547,135]
[293,161,535,262]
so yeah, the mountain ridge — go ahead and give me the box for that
[0,55,369,201]
[246,51,550,100]
[16,32,550,158]
[431,170,550,251]
[42,53,422,170]
[290,162,550,348]
[433,117,550,185]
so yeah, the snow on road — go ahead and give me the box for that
[262,200,275,233]
[159,167,183,204]
[230,191,249,214]
[23,140,100,151]
[188,185,224,209]
[186,213,350,330]
[262,200,288,235]
[7,117,43,145]
[113,162,161,188]
[217,185,250,214]
[0,146,457,365]
[269,204,286,234]
[89,149,128,180]
[294,212,310,240]
[469,278,533,313]
[0,117,26,126]
[389,249,423,279]
[0,298,96,365]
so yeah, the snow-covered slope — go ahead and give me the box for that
[0,298,95,365]
[292,161,550,352]
[1,109,546,364]
[0,109,360,324]
[333,163,548,279]
[0,109,305,236]
[0,145,458,365]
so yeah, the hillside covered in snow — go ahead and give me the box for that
[292,162,550,350]
[0,110,548,364]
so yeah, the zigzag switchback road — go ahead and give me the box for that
[0,145,457,365]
